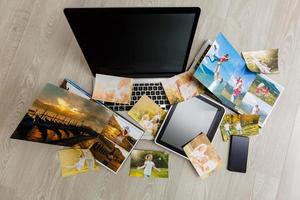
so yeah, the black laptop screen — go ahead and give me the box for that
[64,8,200,77]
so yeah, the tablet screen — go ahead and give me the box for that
[159,97,219,152]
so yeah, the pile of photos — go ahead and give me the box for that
[9,32,283,179]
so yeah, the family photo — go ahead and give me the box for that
[128,95,166,140]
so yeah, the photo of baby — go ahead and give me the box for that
[128,95,167,140]
[58,148,99,177]
[92,74,133,104]
[129,150,169,178]
[183,133,222,179]
[242,49,278,74]
[220,114,260,142]
[161,70,205,104]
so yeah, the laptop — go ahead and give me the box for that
[64,7,201,115]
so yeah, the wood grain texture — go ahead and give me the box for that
[0,0,299,199]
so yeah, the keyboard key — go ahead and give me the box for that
[162,96,166,99]
[153,86,157,90]
[133,86,137,90]
[138,87,142,90]
[130,101,134,105]
[143,87,147,90]
[146,91,150,95]
[145,83,149,86]
[152,96,156,100]
[155,100,159,104]
[158,86,163,90]
[157,96,161,100]
[136,91,140,95]
[151,91,155,95]
[119,107,124,111]
[156,91,160,95]
[160,100,164,104]
[133,96,137,100]
[140,83,144,86]
[154,83,160,86]
[150,83,154,86]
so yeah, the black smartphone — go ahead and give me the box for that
[228,135,249,173]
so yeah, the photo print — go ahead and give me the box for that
[92,74,133,104]
[220,114,260,142]
[242,49,279,74]
[128,95,167,140]
[10,83,143,173]
[129,150,169,178]
[183,133,222,179]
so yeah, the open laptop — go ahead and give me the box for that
[64,7,201,112]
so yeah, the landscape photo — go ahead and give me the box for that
[10,83,143,173]
[242,49,278,74]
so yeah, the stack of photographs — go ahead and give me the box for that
[10,83,144,173]
[193,33,284,127]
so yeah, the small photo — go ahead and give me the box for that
[129,150,169,178]
[128,95,167,140]
[183,133,222,179]
[161,70,205,104]
[58,148,99,177]
[237,92,273,126]
[247,74,283,106]
[100,115,143,151]
[220,114,260,142]
[242,49,278,74]
[92,74,133,104]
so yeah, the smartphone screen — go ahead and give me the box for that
[228,135,249,173]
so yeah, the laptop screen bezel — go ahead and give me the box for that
[64,7,201,77]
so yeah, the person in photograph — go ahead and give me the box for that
[140,114,153,133]
[252,104,261,115]
[224,122,231,139]
[137,154,161,178]
[235,122,243,135]
[231,77,243,102]
[208,64,223,92]
[116,126,130,144]
[190,144,218,175]
[252,56,271,74]
[63,151,87,171]
[150,114,161,134]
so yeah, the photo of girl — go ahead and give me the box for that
[183,133,222,179]
[137,154,161,178]
[129,150,169,178]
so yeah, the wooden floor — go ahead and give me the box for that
[0,0,299,199]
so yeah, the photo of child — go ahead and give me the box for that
[242,49,278,74]
[128,95,167,140]
[92,74,133,104]
[129,150,169,178]
[220,114,260,142]
[58,148,99,177]
[162,70,205,104]
[183,133,222,179]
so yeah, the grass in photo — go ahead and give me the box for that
[128,95,167,140]
[242,49,278,74]
[220,114,260,142]
[129,150,169,178]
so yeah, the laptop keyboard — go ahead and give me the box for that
[104,82,170,111]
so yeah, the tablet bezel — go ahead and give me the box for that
[154,95,225,158]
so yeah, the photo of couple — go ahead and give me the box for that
[193,33,283,126]
[183,133,222,179]
[128,95,167,140]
